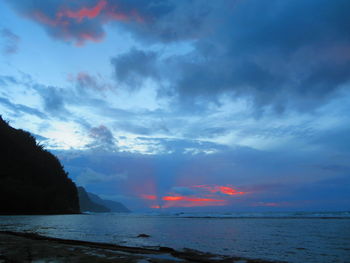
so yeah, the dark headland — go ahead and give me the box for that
[0,116,80,215]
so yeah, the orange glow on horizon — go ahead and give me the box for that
[141,194,157,200]
[162,196,183,201]
[218,186,246,195]
[193,185,247,196]
[161,201,227,208]
[141,184,247,209]
[162,195,224,202]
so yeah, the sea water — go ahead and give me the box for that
[0,212,349,262]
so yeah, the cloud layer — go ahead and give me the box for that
[2,0,350,211]
[110,0,350,112]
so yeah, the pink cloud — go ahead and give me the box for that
[193,185,247,196]
[21,0,144,46]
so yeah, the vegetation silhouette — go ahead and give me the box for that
[0,116,80,214]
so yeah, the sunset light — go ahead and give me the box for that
[140,184,245,209]
[193,185,247,196]
[1,0,348,261]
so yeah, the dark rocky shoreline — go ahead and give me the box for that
[0,231,286,263]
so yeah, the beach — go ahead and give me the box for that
[0,231,281,263]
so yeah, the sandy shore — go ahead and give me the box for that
[0,231,284,263]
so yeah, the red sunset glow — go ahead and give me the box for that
[193,185,246,196]
[162,196,224,202]
[59,0,107,21]
[28,0,144,45]
[141,194,157,200]
[161,201,226,208]
[140,184,247,209]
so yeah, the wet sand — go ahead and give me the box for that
[0,231,285,263]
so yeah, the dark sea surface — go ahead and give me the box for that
[0,212,349,262]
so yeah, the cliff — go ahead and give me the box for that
[88,192,130,213]
[0,116,80,214]
[77,187,110,213]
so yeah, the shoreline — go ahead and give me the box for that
[0,231,285,263]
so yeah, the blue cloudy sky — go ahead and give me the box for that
[1,0,349,211]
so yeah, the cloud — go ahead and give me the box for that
[111,48,159,89]
[75,167,126,186]
[1,28,20,54]
[55,137,350,211]
[40,86,67,114]
[86,124,117,151]
[0,96,47,119]
[161,195,225,207]
[110,0,350,113]
[135,136,228,155]
[0,75,19,86]
[6,0,214,45]
[141,184,247,209]
[118,0,212,43]
[68,72,111,92]
[193,185,246,196]
[170,186,196,196]
[5,0,162,46]
[113,121,153,135]
[6,0,350,111]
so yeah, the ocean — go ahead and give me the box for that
[0,211,349,262]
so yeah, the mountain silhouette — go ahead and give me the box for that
[77,187,110,212]
[87,191,130,213]
[0,116,80,214]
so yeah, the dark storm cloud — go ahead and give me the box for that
[1,28,20,54]
[8,0,349,111]
[6,0,212,45]
[118,0,212,43]
[111,0,350,112]
[111,49,159,88]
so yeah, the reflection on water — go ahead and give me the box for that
[0,212,349,263]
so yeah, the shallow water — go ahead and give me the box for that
[0,212,349,263]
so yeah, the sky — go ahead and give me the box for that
[1,0,349,212]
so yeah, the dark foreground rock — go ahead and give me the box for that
[0,231,287,263]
